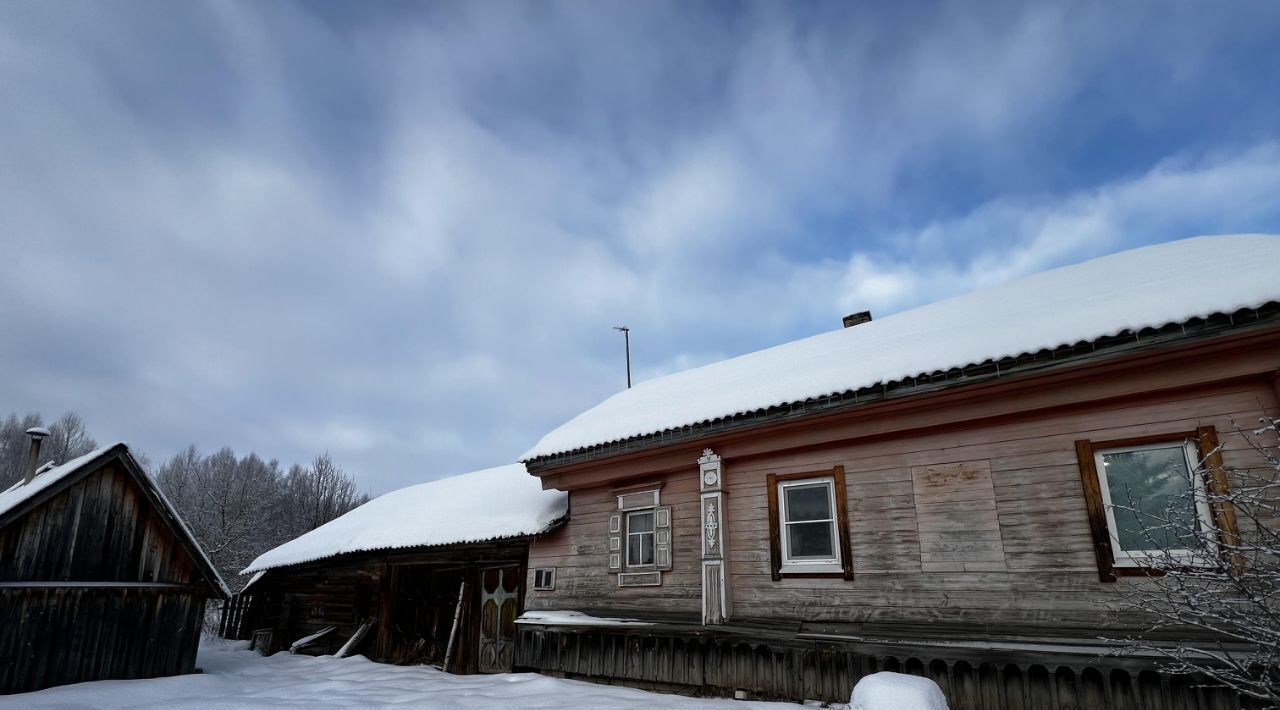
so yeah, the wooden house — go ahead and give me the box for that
[0,440,229,695]
[229,463,566,675]
[514,235,1280,708]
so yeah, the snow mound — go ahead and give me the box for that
[523,235,1280,460]
[851,672,948,710]
[243,463,567,574]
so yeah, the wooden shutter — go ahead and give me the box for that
[608,513,621,571]
[654,505,672,571]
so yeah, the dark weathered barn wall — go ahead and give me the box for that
[515,624,1246,709]
[0,461,216,694]
[0,587,204,694]
[237,540,529,674]
[0,464,202,586]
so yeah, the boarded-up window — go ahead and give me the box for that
[910,460,1007,573]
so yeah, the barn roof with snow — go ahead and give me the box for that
[522,234,1280,463]
[242,463,568,575]
[0,442,229,598]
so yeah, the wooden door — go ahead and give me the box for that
[476,566,520,673]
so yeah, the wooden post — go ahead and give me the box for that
[442,580,467,673]
[699,449,731,625]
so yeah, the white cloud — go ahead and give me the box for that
[840,142,1280,314]
[1,2,1278,494]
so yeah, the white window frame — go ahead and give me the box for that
[533,567,556,591]
[1094,439,1215,568]
[625,510,656,570]
[777,476,842,574]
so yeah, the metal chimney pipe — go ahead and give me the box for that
[23,427,50,484]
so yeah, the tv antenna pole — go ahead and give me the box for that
[613,326,631,389]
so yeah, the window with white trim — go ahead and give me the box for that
[1093,439,1215,568]
[626,510,655,568]
[777,476,842,574]
[607,486,672,584]
[533,568,556,590]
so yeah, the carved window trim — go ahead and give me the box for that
[608,487,671,579]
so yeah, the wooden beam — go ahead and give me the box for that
[1073,439,1116,583]
[1196,425,1244,573]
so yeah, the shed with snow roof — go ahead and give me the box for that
[224,463,566,675]
[0,440,228,695]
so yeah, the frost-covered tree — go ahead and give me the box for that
[0,412,45,486]
[157,446,367,590]
[42,412,99,468]
[157,447,285,587]
[1106,416,1280,707]
[0,410,98,487]
[279,453,369,540]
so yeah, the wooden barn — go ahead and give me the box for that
[0,438,229,695]
[226,463,566,675]
[514,236,1280,708]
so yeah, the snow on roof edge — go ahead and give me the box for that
[241,520,567,577]
[241,462,568,576]
[521,235,1280,461]
[0,442,231,597]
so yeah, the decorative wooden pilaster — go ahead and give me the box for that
[699,448,731,625]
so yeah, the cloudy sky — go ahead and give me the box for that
[3,2,1280,494]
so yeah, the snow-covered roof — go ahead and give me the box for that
[0,445,121,520]
[242,463,568,574]
[523,234,1280,461]
[0,443,231,598]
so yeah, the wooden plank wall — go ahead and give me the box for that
[527,378,1279,632]
[525,473,702,618]
[0,463,212,694]
[0,588,204,694]
[0,464,200,586]
[514,625,1247,709]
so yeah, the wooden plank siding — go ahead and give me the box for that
[526,376,1279,631]
[525,473,703,617]
[0,464,201,586]
[0,463,212,694]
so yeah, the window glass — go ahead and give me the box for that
[784,484,832,522]
[787,521,834,558]
[1100,445,1197,552]
[780,479,839,564]
[627,511,655,566]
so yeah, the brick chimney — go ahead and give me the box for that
[842,311,873,328]
[23,427,50,484]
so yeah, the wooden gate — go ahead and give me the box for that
[477,566,520,673]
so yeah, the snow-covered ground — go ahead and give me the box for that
[1,638,794,710]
